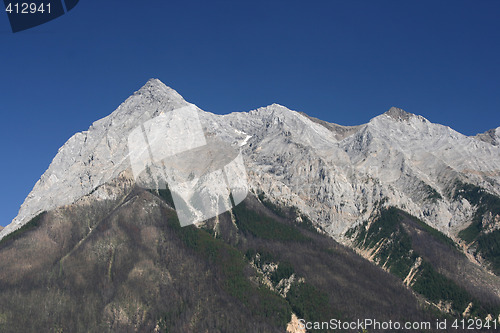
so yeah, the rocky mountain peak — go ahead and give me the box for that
[136,78,185,101]
[249,103,293,117]
[91,80,189,136]
[0,80,192,239]
[383,106,414,121]
[475,127,500,146]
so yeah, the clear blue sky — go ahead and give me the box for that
[1,0,499,227]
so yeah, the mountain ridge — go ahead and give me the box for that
[2,79,500,243]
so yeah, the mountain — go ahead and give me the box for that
[476,127,500,146]
[3,79,500,240]
[1,79,500,331]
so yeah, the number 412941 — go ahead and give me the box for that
[452,319,497,330]
[5,3,51,14]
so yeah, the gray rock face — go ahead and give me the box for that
[2,79,500,241]
[384,106,414,121]
[476,127,500,146]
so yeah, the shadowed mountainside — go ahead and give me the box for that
[0,180,458,332]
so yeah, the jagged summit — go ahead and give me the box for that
[136,78,184,101]
[265,103,287,109]
[476,127,500,146]
[250,103,292,115]
[143,77,164,87]
[383,106,414,121]
[131,78,188,112]
[101,79,189,130]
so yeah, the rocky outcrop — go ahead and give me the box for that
[286,313,306,333]
[475,127,500,146]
